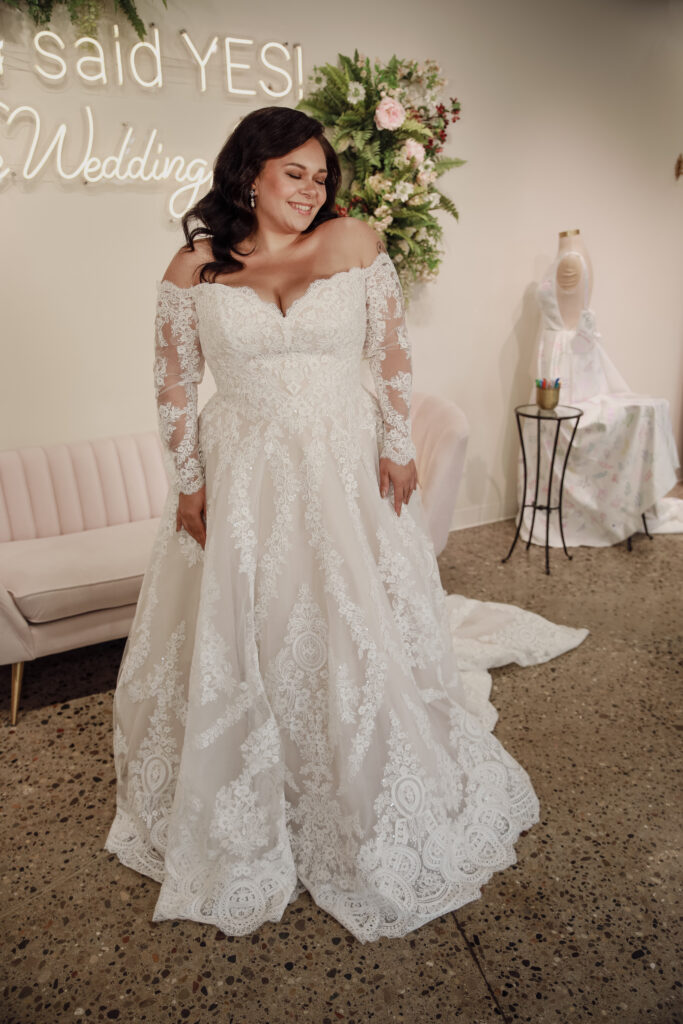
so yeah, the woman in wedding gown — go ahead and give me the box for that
[104,106,587,943]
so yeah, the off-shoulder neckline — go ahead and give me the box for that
[155,249,391,320]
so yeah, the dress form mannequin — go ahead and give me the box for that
[520,229,683,547]
[554,229,593,330]
[535,229,628,404]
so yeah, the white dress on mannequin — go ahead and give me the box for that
[104,252,588,943]
[521,250,683,547]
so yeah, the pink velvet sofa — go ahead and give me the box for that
[0,392,468,724]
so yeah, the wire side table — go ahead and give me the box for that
[502,403,583,575]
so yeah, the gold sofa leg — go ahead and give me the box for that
[10,662,25,725]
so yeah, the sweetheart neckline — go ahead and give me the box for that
[157,250,389,319]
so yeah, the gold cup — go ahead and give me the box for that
[536,385,560,410]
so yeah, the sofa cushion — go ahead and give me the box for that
[0,518,160,624]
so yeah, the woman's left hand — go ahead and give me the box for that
[379,457,419,517]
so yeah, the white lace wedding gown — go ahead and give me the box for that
[104,251,587,943]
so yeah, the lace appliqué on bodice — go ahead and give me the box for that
[153,251,417,497]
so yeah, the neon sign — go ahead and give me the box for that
[0,26,306,217]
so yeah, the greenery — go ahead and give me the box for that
[1,0,165,40]
[297,50,465,296]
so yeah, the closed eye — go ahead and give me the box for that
[287,174,326,185]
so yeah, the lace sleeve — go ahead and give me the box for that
[153,281,205,494]
[362,253,417,466]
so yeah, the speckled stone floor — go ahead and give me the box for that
[2,492,682,1024]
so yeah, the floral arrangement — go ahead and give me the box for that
[297,51,464,295]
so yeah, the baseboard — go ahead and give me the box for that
[448,471,683,533]
[449,502,517,532]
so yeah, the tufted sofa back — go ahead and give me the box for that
[0,433,169,542]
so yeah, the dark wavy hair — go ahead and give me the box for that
[180,106,341,283]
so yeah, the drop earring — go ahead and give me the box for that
[249,188,256,209]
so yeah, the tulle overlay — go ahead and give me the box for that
[105,253,587,942]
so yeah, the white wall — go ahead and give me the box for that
[1,0,681,530]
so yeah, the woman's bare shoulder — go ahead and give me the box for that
[317,216,387,268]
[161,237,213,288]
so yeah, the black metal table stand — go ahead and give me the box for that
[626,513,653,551]
[502,404,583,575]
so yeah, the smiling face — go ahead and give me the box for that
[251,136,328,232]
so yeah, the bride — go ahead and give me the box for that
[104,105,587,944]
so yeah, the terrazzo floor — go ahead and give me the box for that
[1,501,682,1024]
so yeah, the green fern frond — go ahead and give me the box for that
[433,157,467,172]
[435,190,459,219]
[398,119,432,142]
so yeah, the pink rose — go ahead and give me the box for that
[402,139,425,164]
[374,97,406,131]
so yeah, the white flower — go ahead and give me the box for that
[401,82,429,109]
[397,239,410,254]
[394,180,414,201]
[427,192,441,208]
[407,193,426,206]
[383,191,396,202]
[403,139,426,165]
[375,215,393,230]
[394,252,404,263]
[347,81,365,104]
[374,204,392,218]
[417,168,438,187]
[367,173,390,193]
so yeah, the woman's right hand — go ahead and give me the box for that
[176,486,207,549]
